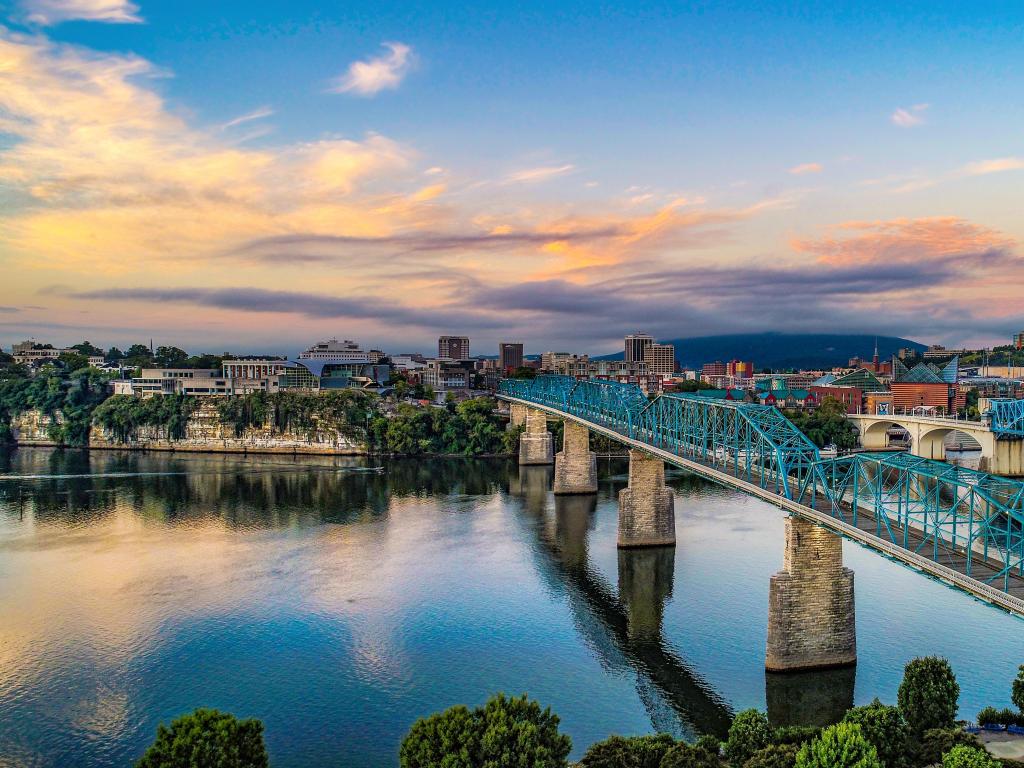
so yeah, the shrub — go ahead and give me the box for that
[915,728,983,766]
[135,708,268,768]
[744,743,800,768]
[978,707,1002,727]
[660,739,722,768]
[795,723,882,768]
[998,708,1023,727]
[898,657,960,736]
[1013,666,1024,714]
[942,745,1000,768]
[842,699,910,768]
[399,693,571,768]
[725,710,773,767]
[772,726,821,747]
[580,733,676,768]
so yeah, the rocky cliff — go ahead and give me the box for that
[12,403,365,454]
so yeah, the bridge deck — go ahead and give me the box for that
[500,392,1024,617]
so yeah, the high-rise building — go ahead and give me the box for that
[541,351,572,370]
[498,342,524,371]
[1015,332,1024,350]
[726,360,755,378]
[644,343,676,376]
[702,361,727,378]
[624,332,654,363]
[438,335,470,360]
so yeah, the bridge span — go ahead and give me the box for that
[498,376,1024,672]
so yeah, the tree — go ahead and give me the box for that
[795,723,882,768]
[154,346,189,368]
[1012,665,1024,714]
[511,366,536,380]
[915,729,982,767]
[135,708,268,768]
[744,744,799,768]
[579,734,676,768]
[659,737,722,768]
[669,380,715,393]
[71,341,103,357]
[897,657,960,736]
[399,693,571,768]
[125,344,154,367]
[941,745,999,768]
[842,699,910,768]
[724,710,773,767]
[57,351,90,373]
[106,346,124,363]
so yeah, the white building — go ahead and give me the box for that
[299,338,368,362]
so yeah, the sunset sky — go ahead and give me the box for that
[1,0,1022,355]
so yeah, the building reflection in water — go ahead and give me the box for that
[766,666,855,728]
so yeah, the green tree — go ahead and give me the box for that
[578,734,675,768]
[511,366,536,380]
[57,351,90,372]
[154,346,189,368]
[941,745,999,768]
[1012,665,1024,714]
[135,708,268,768]
[898,657,960,736]
[915,729,982,767]
[105,346,124,362]
[669,380,715,393]
[399,693,571,768]
[842,699,910,768]
[744,744,799,768]
[125,344,154,367]
[71,341,103,357]
[724,710,773,767]
[795,723,882,768]
[660,737,722,768]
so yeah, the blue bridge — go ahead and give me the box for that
[990,398,1024,437]
[498,376,1024,671]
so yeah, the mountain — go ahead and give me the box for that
[596,333,927,370]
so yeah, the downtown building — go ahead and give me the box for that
[438,336,470,360]
[498,342,524,372]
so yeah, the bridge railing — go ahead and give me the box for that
[500,376,1024,591]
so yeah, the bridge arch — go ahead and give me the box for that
[858,419,910,450]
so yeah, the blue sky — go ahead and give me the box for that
[1,0,1023,354]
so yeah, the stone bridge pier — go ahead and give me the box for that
[554,420,598,494]
[618,449,675,548]
[519,408,554,466]
[508,402,528,431]
[766,516,856,672]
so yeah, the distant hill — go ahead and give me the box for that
[596,333,927,371]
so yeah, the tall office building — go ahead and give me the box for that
[498,342,524,371]
[438,335,470,360]
[1015,332,1024,350]
[644,343,676,376]
[624,332,654,363]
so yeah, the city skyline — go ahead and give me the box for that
[2,1,1024,352]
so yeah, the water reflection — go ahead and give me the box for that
[766,667,855,727]
[509,465,733,738]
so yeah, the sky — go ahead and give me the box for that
[0,0,1023,356]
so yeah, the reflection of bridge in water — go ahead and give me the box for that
[500,376,1024,675]
[508,465,854,736]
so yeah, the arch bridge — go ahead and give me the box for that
[499,375,1024,672]
[849,412,1024,476]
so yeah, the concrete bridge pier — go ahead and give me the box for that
[618,546,675,640]
[766,515,856,672]
[519,408,554,466]
[508,402,528,431]
[618,449,675,548]
[554,420,598,494]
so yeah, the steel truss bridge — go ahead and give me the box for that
[990,399,1024,437]
[499,376,1024,617]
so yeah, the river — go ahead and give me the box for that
[0,447,1022,767]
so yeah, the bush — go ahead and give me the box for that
[898,657,960,736]
[399,693,571,768]
[1013,666,1024,714]
[580,734,676,768]
[660,737,722,768]
[772,726,821,747]
[135,708,268,768]
[725,710,773,767]
[795,723,882,768]
[842,699,910,768]
[915,728,983,766]
[744,743,800,768]
[942,745,1000,768]
[978,707,1002,727]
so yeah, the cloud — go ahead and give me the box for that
[891,104,928,127]
[329,42,413,96]
[220,106,274,130]
[20,0,142,24]
[505,164,575,184]
[961,157,1024,176]
[788,163,823,176]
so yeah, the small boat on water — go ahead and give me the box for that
[819,444,838,458]
[347,466,385,474]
